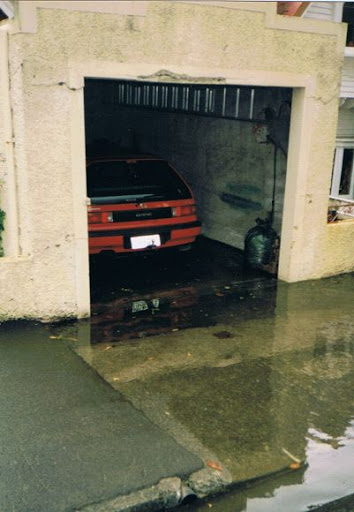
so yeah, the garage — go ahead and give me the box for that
[83,78,291,338]
[0,0,345,323]
[84,79,291,252]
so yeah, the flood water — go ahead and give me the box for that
[25,238,354,510]
[180,415,354,511]
[88,237,271,343]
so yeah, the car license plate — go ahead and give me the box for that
[131,234,161,249]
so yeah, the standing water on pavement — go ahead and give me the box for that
[171,273,354,511]
[33,262,354,511]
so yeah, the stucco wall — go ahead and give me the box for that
[0,1,347,320]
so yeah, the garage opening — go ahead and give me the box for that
[84,78,291,340]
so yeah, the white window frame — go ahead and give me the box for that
[334,2,344,23]
[331,139,354,199]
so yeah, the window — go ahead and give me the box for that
[87,159,191,204]
[343,2,354,47]
[331,142,354,199]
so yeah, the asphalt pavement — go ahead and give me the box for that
[0,322,203,512]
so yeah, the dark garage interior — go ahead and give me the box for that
[83,78,291,339]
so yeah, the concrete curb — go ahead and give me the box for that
[77,465,233,512]
[310,493,354,512]
[77,477,183,512]
[187,466,233,497]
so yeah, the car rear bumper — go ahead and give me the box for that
[88,221,202,254]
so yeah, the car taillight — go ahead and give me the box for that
[88,212,102,224]
[88,212,113,224]
[172,205,196,217]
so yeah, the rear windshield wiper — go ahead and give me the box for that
[90,194,165,205]
[134,194,164,203]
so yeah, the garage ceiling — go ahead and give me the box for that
[87,79,291,123]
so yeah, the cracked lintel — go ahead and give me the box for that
[30,80,83,91]
[138,69,226,84]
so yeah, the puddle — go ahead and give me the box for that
[89,279,277,343]
[88,237,274,343]
[180,419,354,511]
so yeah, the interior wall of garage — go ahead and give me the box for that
[0,1,346,320]
[84,88,289,249]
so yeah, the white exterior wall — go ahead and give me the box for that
[0,1,348,321]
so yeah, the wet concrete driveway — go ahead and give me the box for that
[0,324,203,512]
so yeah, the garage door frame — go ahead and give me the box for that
[69,62,316,317]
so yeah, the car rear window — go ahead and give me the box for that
[87,159,192,204]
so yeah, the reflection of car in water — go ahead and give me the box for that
[90,279,279,344]
[90,287,199,343]
[87,155,201,255]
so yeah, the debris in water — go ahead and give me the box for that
[216,292,224,297]
[49,335,78,342]
[282,447,301,463]
[207,460,222,471]
[213,331,234,339]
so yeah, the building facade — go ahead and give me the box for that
[0,1,350,320]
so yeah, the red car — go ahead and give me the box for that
[87,155,201,255]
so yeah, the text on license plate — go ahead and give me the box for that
[131,234,161,249]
